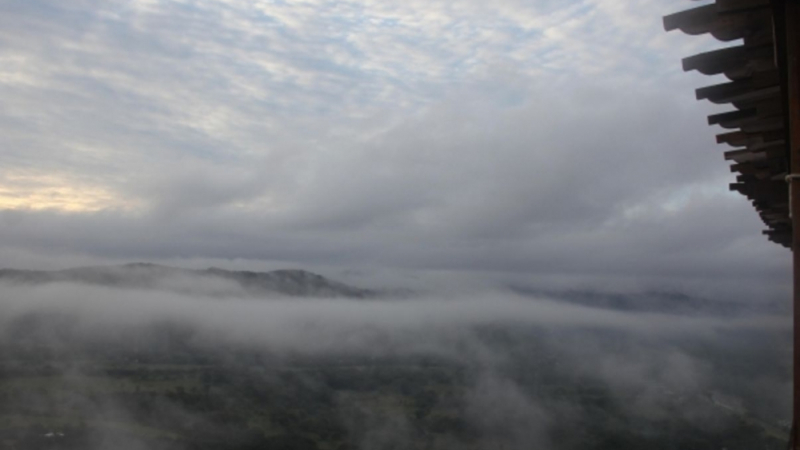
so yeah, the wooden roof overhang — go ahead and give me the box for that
[664,0,792,248]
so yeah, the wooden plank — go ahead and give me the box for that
[753,97,785,116]
[709,102,781,128]
[719,114,784,132]
[695,81,780,104]
[724,148,756,162]
[744,28,775,47]
[724,145,785,162]
[749,140,787,151]
[708,107,756,124]
[724,63,777,81]
[695,71,780,103]
[682,44,774,75]
[663,5,717,33]
[664,2,770,41]
[662,0,790,247]
[740,116,785,133]
[730,162,786,183]
[763,212,791,222]
[729,180,786,199]
[717,129,784,146]
[730,156,787,171]
[717,130,749,145]
[731,162,759,173]
[764,228,792,247]
[717,0,771,13]
[784,0,800,444]
[710,8,773,41]
[730,85,781,105]
[682,45,750,74]
[708,107,757,126]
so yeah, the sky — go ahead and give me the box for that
[0,0,789,300]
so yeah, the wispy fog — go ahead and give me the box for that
[0,276,790,449]
[0,281,787,354]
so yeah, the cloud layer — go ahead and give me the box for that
[0,279,791,432]
[0,0,788,298]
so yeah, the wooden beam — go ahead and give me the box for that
[717,129,784,146]
[717,0,771,13]
[695,70,780,103]
[682,44,772,75]
[782,0,800,447]
[708,107,757,126]
[729,179,786,199]
[724,145,784,162]
[663,5,717,33]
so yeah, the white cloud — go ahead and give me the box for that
[0,0,786,298]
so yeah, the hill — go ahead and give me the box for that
[0,263,374,298]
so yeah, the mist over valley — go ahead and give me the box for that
[0,264,789,450]
[0,0,792,448]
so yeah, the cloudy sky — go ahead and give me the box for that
[0,0,789,298]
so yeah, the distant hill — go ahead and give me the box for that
[507,285,788,317]
[0,263,375,298]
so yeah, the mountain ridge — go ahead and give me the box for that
[0,263,374,299]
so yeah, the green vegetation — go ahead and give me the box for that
[0,315,789,450]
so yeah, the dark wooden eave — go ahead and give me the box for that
[664,0,791,248]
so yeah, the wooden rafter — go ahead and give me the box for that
[664,0,791,247]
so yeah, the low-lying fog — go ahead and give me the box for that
[0,280,788,353]
[0,274,791,450]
